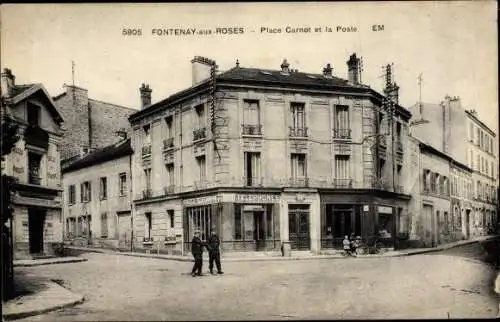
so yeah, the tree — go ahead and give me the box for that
[1,114,20,224]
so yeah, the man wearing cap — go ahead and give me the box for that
[191,229,208,277]
[208,229,223,275]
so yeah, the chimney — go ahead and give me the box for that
[323,63,333,78]
[346,53,360,84]
[1,68,15,98]
[280,59,290,74]
[139,83,152,109]
[191,56,216,86]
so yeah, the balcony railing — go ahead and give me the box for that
[395,185,404,194]
[333,129,352,140]
[242,124,262,136]
[143,237,154,243]
[193,128,206,142]
[289,177,309,187]
[289,127,309,138]
[29,173,41,185]
[164,185,175,195]
[163,138,174,150]
[378,136,387,147]
[243,176,263,187]
[142,145,152,156]
[371,178,390,190]
[332,179,352,188]
[142,189,152,199]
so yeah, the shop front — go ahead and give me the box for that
[319,191,410,251]
[182,192,281,254]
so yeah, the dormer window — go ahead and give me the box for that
[27,103,40,127]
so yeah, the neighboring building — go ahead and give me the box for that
[406,137,472,248]
[408,96,498,236]
[128,54,412,256]
[53,85,136,165]
[61,138,133,250]
[1,68,64,259]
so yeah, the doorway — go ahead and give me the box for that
[465,209,471,238]
[288,204,310,250]
[28,208,46,254]
[253,211,266,250]
[422,204,433,247]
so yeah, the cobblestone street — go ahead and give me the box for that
[14,251,499,321]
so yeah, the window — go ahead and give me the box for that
[244,152,261,186]
[396,165,402,187]
[290,102,306,136]
[166,164,175,187]
[144,212,152,240]
[100,213,108,237]
[165,116,173,138]
[186,206,216,242]
[335,155,350,179]
[485,135,489,152]
[423,169,430,192]
[477,181,481,199]
[291,153,307,178]
[119,173,127,196]
[470,150,474,168]
[476,128,480,145]
[430,172,436,193]
[443,176,449,196]
[444,212,449,233]
[234,208,242,240]
[396,122,402,141]
[144,168,152,194]
[81,181,91,202]
[28,152,42,185]
[27,103,40,126]
[378,112,386,135]
[334,105,350,138]
[99,177,107,200]
[469,123,474,141]
[196,156,206,183]
[195,104,206,129]
[168,210,175,229]
[242,100,260,130]
[143,124,151,145]
[378,158,386,179]
[477,155,480,171]
[68,185,76,205]
[486,161,489,176]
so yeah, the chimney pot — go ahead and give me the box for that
[139,83,152,109]
[323,63,333,78]
[346,53,360,84]
[280,59,290,73]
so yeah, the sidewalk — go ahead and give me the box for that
[2,273,84,321]
[64,235,499,263]
[14,257,88,267]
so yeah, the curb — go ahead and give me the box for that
[2,282,85,321]
[14,258,88,267]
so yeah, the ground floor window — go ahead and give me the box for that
[185,205,219,242]
[321,204,362,249]
[233,204,275,251]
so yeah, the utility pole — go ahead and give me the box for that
[383,64,396,193]
[418,73,423,115]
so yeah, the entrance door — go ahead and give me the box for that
[253,211,266,250]
[117,212,132,250]
[289,205,310,250]
[465,210,471,238]
[422,205,433,247]
[28,208,46,254]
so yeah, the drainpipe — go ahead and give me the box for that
[179,107,184,256]
[130,150,134,252]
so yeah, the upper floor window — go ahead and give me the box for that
[144,168,152,191]
[81,181,91,203]
[291,102,306,128]
[68,184,76,205]
[195,104,206,129]
[196,155,206,183]
[166,163,175,187]
[28,152,42,185]
[485,135,489,152]
[469,123,474,142]
[244,152,261,186]
[99,177,107,200]
[291,153,307,178]
[334,105,351,139]
[27,103,40,126]
[143,124,151,145]
[335,155,350,179]
[242,100,261,135]
[476,128,480,146]
[165,116,173,138]
[396,122,402,141]
[423,169,430,192]
[119,173,127,196]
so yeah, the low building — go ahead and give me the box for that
[128,54,412,256]
[61,138,133,250]
[1,68,64,259]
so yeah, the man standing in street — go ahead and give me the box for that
[208,229,223,275]
[191,229,207,277]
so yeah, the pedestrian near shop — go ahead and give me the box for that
[208,229,223,275]
[191,229,208,277]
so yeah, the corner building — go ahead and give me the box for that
[129,55,412,256]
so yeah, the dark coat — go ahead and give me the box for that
[191,236,206,256]
[207,234,221,253]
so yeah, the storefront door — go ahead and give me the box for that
[28,208,45,254]
[289,204,310,250]
[253,211,266,250]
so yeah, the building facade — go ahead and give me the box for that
[62,139,133,250]
[53,85,136,164]
[128,55,412,256]
[1,68,64,259]
[408,96,498,236]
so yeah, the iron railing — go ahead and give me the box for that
[29,173,41,185]
[243,176,263,187]
[142,189,152,199]
[193,128,206,141]
[332,179,352,188]
[242,124,262,136]
[333,129,351,140]
[163,138,174,150]
[163,185,175,195]
[142,145,152,156]
[371,178,390,190]
[395,141,403,153]
[289,177,309,187]
[289,127,309,138]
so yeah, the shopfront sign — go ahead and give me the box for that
[243,205,265,211]
[378,206,393,214]
[183,195,222,206]
[234,194,280,203]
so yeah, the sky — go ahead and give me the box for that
[1,2,498,133]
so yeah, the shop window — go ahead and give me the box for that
[186,206,216,242]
